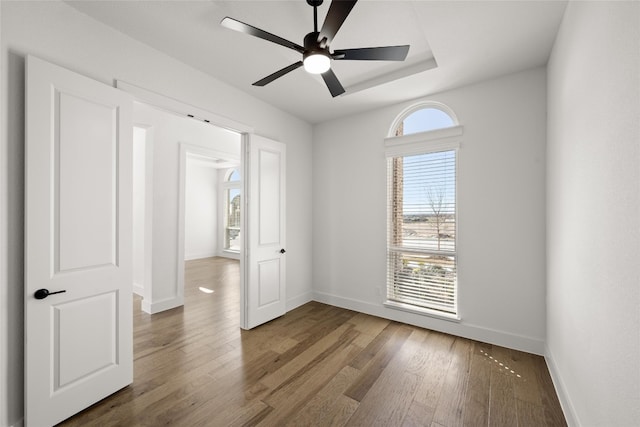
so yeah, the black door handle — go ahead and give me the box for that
[280,249,286,254]
[34,288,66,300]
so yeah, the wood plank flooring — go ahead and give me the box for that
[59,257,566,426]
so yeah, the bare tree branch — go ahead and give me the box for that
[426,186,446,250]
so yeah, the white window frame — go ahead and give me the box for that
[388,101,460,138]
[221,168,241,254]
[384,117,463,322]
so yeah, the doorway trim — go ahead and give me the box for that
[132,124,155,312]
[177,143,241,310]
[116,80,253,317]
[116,81,253,135]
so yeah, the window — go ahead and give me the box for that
[223,168,241,252]
[392,106,456,136]
[227,168,240,182]
[386,103,461,318]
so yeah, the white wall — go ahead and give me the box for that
[313,67,548,354]
[546,2,640,426]
[133,127,148,295]
[0,2,313,425]
[185,157,219,261]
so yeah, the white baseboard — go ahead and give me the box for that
[545,345,579,427]
[218,250,240,260]
[133,281,144,297]
[184,251,217,261]
[312,291,545,355]
[287,291,313,312]
[141,295,184,314]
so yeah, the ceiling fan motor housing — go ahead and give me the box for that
[303,32,331,74]
[304,32,325,54]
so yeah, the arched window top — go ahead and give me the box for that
[226,168,240,182]
[390,102,459,137]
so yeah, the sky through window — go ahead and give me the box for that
[399,107,455,135]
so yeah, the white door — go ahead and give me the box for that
[24,56,133,426]
[244,134,286,329]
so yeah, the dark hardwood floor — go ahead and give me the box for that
[59,256,566,426]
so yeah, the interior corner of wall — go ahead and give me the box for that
[544,344,580,427]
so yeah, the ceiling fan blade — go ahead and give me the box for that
[333,45,410,61]
[318,0,358,47]
[321,68,345,97]
[221,17,305,54]
[252,61,304,87]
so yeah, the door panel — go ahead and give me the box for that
[258,149,281,245]
[25,56,133,426]
[55,292,118,389]
[258,259,281,306]
[245,135,286,329]
[57,91,118,271]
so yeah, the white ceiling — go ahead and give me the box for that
[66,0,567,124]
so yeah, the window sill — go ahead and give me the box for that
[383,300,460,323]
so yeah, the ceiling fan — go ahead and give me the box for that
[221,0,410,97]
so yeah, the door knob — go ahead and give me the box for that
[34,288,66,300]
[280,248,286,254]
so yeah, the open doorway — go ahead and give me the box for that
[119,80,287,330]
[184,152,240,262]
[131,101,242,315]
[182,152,241,308]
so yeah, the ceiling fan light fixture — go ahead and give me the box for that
[221,0,409,97]
[303,51,330,74]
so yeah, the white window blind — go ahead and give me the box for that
[387,149,457,315]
